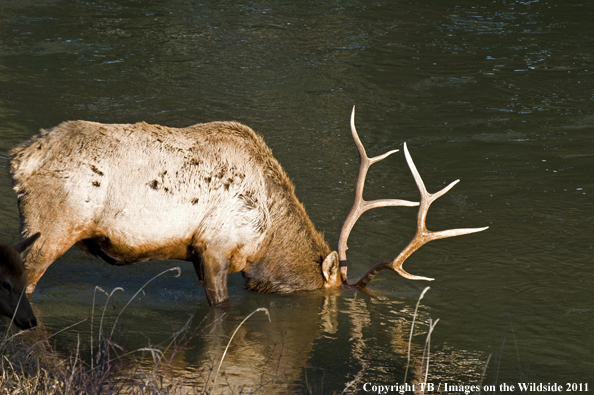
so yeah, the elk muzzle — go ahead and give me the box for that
[0,286,37,330]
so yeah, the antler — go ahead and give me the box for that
[337,107,489,287]
[337,106,419,283]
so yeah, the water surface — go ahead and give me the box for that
[1,0,593,392]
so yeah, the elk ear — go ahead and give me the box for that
[13,233,41,260]
[322,251,340,284]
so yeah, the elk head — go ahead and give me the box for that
[0,233,40,330]
[336,107,488,289]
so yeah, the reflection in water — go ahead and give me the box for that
[90,288,487,394]
[27,282,487,393]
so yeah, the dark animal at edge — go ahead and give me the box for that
[0,233,40,329]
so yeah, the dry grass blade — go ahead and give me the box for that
[475,353,492,395]
[2,288,28,344]
[91,285,109,371]
[65,333,81,393]
[26,318,87,355]
[98,286,124,348]
[404,286,430,383]
[421,317,439,390]
[211,307,271,394]
[109,266,181,339]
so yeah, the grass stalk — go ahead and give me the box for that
[505,313,522,377]
[421,317,439,391]
[340,368,365,395]
[65,333,80,393]
[26,318,87,355]
[2,287,27,345]
[404,286,430,383]
[91,285,108,371]
[109,266,181,339]
[98,286,124,349]
[493,336,506,393]
[211,307,271,394]
[475,353,492,395]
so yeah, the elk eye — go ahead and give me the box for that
[1,281,11,292]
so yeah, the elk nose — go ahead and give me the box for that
[27,317,37,329]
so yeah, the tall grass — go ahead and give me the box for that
[0,267,226,394]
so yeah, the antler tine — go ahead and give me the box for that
[337,106,419,283]
[353,143,489,288]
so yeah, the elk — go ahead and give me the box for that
[0,233,40,329]
[9,107,487,306]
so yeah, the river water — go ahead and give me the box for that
[1,0,592,393]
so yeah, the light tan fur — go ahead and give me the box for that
[10,121,341,305]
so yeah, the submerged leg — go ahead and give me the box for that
[192,249,230,306]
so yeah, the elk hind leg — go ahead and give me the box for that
[23,232,81,294]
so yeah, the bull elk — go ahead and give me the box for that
[0,233,40,329]
[8,107,487,306]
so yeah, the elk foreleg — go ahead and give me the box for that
[192,249,230,306]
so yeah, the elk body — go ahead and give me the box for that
[0,233,39,329]
[10,121,342,305]
[9,108,487,307]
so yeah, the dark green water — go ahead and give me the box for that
[1,0,593,393]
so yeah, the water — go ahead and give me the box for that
[1,0,593,392]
